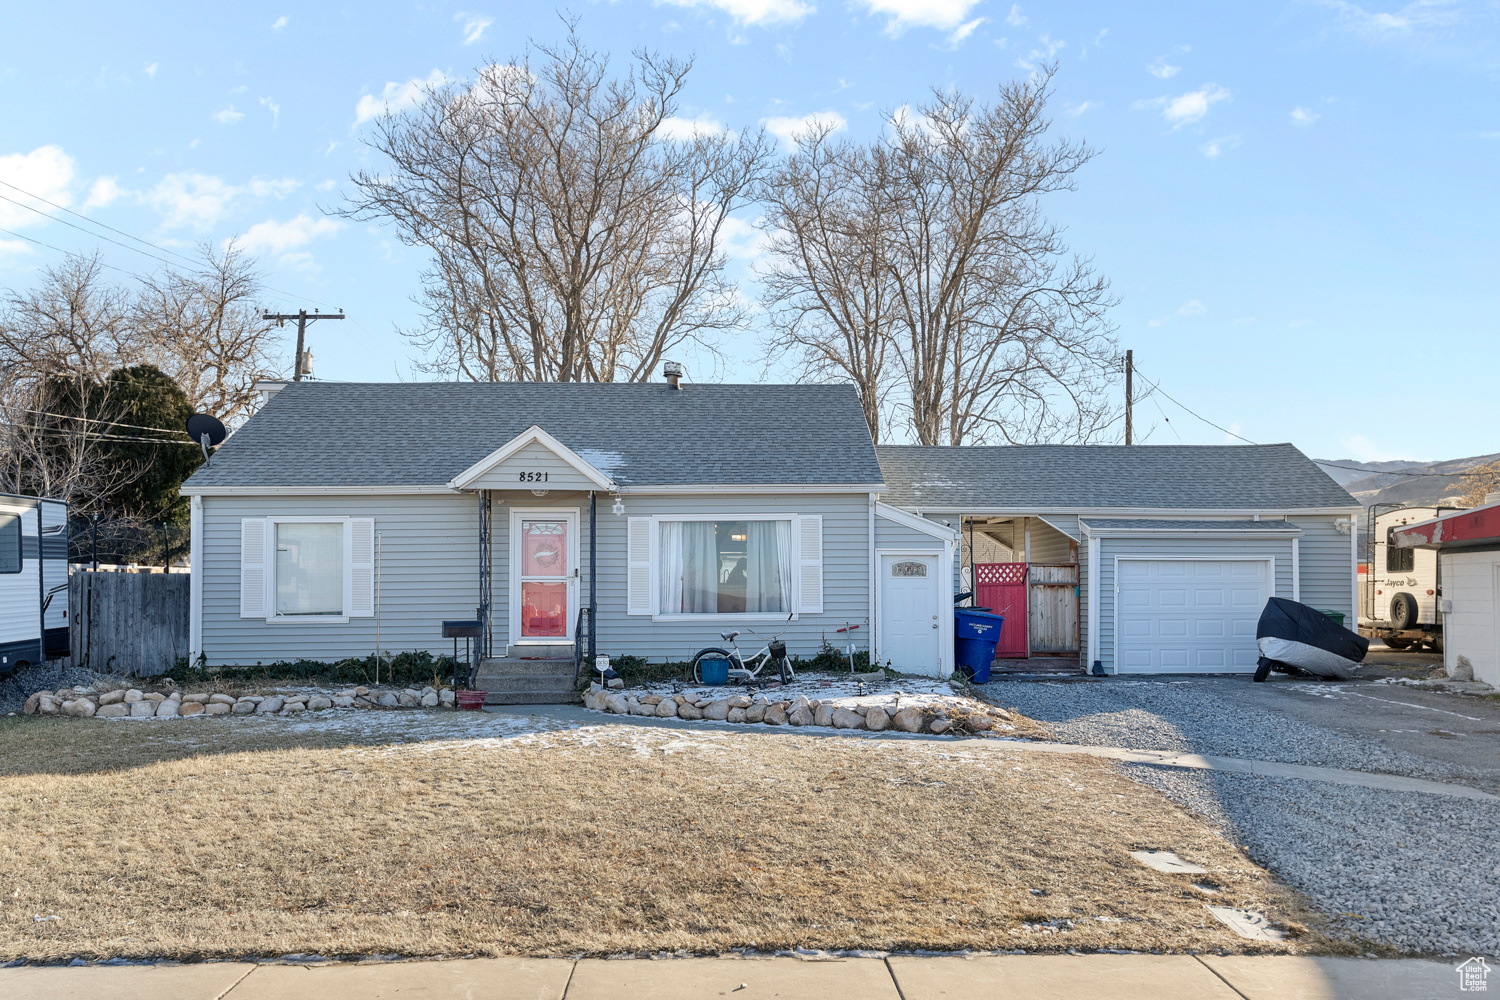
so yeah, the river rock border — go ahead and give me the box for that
[583,687,1015,736]
[21,684,457,719]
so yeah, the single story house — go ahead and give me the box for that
[181,375,1360,689]
[874,444,1362,674]
[181,378,962,691]
[1392,500,1500,687]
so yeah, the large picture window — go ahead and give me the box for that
[659,519,792,615]
[0,513,19,574]
[275,522,344,616]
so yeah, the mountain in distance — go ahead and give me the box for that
[1313,453,1500,508]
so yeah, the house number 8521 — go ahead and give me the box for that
[518,472,549,483]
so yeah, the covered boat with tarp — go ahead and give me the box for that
[1255,596,1369,681]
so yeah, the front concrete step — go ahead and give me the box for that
[477,657,575,679]
[475,673,578,694]
[483,690,583,706]
[503,643,575,659]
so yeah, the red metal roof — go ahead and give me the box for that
[1391,502,1500,549]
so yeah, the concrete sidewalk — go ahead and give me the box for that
[0,954,1471,999]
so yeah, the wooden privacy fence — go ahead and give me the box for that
[68,571,190,676]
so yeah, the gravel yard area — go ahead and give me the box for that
[978,676,1500,957]
[982,678,1487,784]
[1126,766,1500,957]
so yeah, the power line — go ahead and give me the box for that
[1132,366,1258,445]
[0,226,150,281]
[0,178,340,311]
[0,418,200,446]
[1311,461,1469,479]
[10,406,191,438]
[0,179,200,266]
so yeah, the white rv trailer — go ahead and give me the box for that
[1360,504,1459,651]
[0,495,69,675]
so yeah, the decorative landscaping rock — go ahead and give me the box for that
[831,708,864,729]
[677,702,704,720]
[865,707,890,731]
[655,699,679,718]
[98,689,126,706]
[892,707,924,733]
[418,693,438,708]
[745,701,766,724]
[231,700,255,715]
[813,703,835,727]
[179,701,204,717]
[155,699,180,718]
[788,704,813,727]
[398,692,419,708]
[763,703,788,725]
[704,700,731,722]
[928,718,952,734]
[63,699,96,718]
[376,693,398,708]
[727,707,747,723]
[727,694,753,709]
[256,697,285,714]
[123,689,143,704]
[96,703,129,718]
[183,693,210,704]
[130,701,156,718]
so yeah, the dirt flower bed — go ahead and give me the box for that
[0,716,1346,962]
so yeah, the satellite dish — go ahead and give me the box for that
[186,414,227,467]
[186,414,227,446]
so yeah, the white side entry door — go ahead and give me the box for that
[880,553,941,676]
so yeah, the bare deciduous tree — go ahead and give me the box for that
[134,242,281,427]
[763,69,1120,445]
[341,25,773,382]
[759,124,900,442]
[0,253,132,385]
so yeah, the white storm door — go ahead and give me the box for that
[1116,559,1267,673]
[510,510,579,645]
[880,553,941,676]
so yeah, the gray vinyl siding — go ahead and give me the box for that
[525,491,870,665]
[1027,521,1075,564]
[875,516,946,551]
[467,442,605,491]
[201,493,482,666]
[1091,533,1296,673]
[1078,537,1091,667]
[1289,514,1356,621]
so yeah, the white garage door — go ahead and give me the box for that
[1116,559,1267,673]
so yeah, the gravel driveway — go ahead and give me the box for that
[980,674,1500,956]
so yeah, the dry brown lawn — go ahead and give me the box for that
[0,714,1348,962]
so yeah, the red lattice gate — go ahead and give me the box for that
[975,562,1029,658]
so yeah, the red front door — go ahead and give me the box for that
[976,562,1029,658]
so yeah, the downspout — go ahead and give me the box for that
[189,494,203,665]
[589,490,597,661]
[868,492,877,662]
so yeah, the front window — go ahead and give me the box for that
[0,513,19,574]
[275,522,344,616]
[659,519,792,615]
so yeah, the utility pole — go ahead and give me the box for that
[1124,349,1134,446]
[262,308,345,381]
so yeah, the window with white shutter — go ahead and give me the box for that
[240,518,267,618]
[349,518,375,616]
[627,516,652,615]
[796,514,823,614]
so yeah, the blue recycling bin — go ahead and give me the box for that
[954,608,1005,682]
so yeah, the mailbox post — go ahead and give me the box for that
[441,619,484,690]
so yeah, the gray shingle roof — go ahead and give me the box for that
[875,444,1357,511]
[1079,518,1304,532]
[183,381,885,489]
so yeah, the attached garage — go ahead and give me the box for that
[1083,519,1305,675]
[1115,558,1269,673]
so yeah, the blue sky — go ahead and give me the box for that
[2,1,1497,461]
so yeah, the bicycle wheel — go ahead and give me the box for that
[691,647,736,685]
[777,656,794,685]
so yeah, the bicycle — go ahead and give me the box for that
[689,612,795,686]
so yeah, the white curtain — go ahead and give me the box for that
[743,520,790,612]
[275,522,343,615]
[659,520,683,614]
[661,521,718,614]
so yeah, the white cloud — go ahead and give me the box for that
[657,0,814,28]
[81,176,125,211]
[1064,100,1099,116]
[0,146,76,229]
[1136,84,1230,127]
[455,12,493,44]
[856,0,983,33]
[1223,421,1245,444]
[213,105,245,124]
[147,173,297,230]
[657,114,726,141]
[260,97,281,128]
[945,17,985,46]
[272,15,288,30]
[1177,299,1206,316]
[1005,4,1028,27]
[235,214,341,256]
[1290,106,1320,125]
[1147,57,1180,79]
[144,62,158,78]
[1199,134,1242,158]
[1016,34,1065,69]
[315,179,337,192]
[354,69,448,126]
[762,110,847,152]
[718,214,769,260]
[0,238,32,257]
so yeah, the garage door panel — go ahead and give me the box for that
[1116,559,1268,674]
